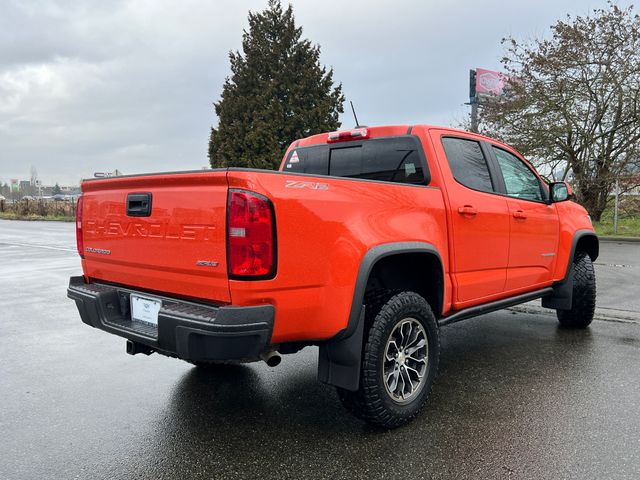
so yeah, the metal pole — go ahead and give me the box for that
[470,101,478,133]
[469,69,478,133]
[613,180,619,235]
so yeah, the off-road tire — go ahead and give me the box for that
[557,252,596,329]
[337,292,440,429]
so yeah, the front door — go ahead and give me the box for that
[489,145,559,291]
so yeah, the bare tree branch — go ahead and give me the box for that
[478,2,640,220]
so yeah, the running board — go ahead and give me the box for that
[438,287,554,327]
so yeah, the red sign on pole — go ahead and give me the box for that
[475,68,507,96]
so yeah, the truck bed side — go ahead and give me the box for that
[226,169,449,343]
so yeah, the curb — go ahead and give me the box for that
[0,216,74,223]
[599,236,640,243]
[508,302,640,325]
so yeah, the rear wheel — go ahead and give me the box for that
[338,291,440,428]
[556,252,596,329]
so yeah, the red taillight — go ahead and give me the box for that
[76,196,84,258]
[227,190,276,278]
[327,127,369,143]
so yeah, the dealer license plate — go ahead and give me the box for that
[130,294,162,327]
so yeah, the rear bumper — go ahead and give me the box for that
[67,276,274,362]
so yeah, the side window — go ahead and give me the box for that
[492,147,543,202]
[441,137,494,193]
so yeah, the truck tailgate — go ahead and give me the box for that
[80,171,230,304]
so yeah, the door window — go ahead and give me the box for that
[492,147,544,202]
[441,137,494,193]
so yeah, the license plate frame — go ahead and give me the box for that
[130,294,162,327]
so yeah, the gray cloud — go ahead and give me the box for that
[0,0,630,186]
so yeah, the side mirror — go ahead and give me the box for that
[549,181,572,203]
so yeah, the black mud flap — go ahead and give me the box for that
[317,308,365,391]
[542,263,574,310]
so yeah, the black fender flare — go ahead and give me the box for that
[318,242,443,391]
[542,229,599,310]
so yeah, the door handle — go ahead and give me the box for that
[458,205,477,216]
[126,193,152,217]
[513,210,527,219]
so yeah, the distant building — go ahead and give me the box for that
[18,180,37,198]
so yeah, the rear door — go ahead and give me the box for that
[436,134,510,305]
[488,145,559,290]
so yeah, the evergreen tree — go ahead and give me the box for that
[53,183,62,195]
[208,0,344,170]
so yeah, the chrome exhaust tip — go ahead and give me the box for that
[260,350,281,367]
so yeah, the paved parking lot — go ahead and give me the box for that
[1,219,639,479]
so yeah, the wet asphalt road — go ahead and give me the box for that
[1,219,640,479]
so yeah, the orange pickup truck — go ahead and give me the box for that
[68,125,598,428]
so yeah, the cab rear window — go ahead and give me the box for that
[283,136,429,185]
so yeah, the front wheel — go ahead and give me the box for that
[338,291,440,428]
[556,252,596,329]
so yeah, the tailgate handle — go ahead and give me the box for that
[126,193,152,217]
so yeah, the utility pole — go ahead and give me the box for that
[470,102,479,133]
[614,179,620,236]
[468,69,478,133]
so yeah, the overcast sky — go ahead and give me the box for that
[0,0,633,186]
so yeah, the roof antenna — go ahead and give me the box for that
[350,101,365,128]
